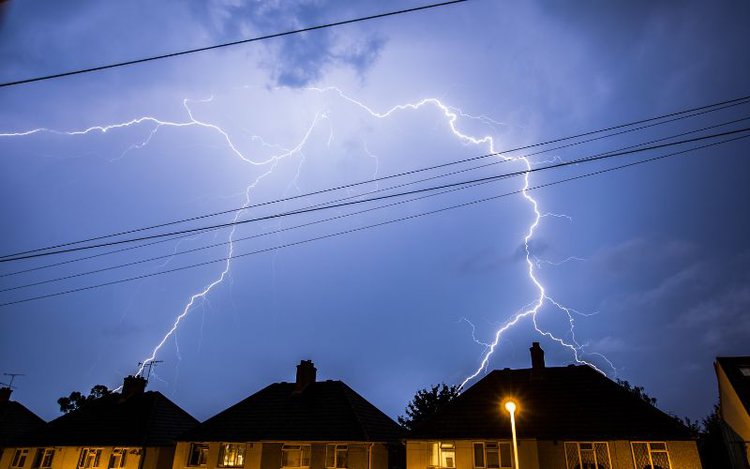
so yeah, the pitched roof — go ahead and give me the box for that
[409,365,693,441]
[182,380,404,442]
[0,399,45,448]
[716,356,750,415]
[17,391,198,447]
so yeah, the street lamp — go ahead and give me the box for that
[503,400,520,469]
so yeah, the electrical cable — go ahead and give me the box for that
[2,125,748,264]
[0,1,469,88]
[4,115,749,290]
[2,94,748,260]
[2,132,745,308]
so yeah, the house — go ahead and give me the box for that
[715,356,750,468]
[1,376,198,469]
[173,360,404,469]
[0,386,45,458]
[407,343,701,469]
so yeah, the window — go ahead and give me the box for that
[631,442,671,469]
[218,444,245,468]
[33,449,55,468]
[564,442,611,469]
[78,449,103,469]
[11,449,30,468]
[188,444,209,467]
[325,445,347,469]
[281,445,310,468]
[429,442,455,469]
[473,442,512,468]
[108,449,127,469]
[739,367,750,377]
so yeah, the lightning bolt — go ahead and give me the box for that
[1,96,328,381]
[1,86,612,389]
[305,87,611,387]
[133,110,328,378]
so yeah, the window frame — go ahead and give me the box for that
[428,442,456,469]
[187,443,209,468]
[218,443,246,468]
[564,441,612,469]
[33,448,55,469]
[108,449,127,469]
[281,445,311,468]
[78,449,103,469]
[11,449,30,468]
[325,445,348,469]
[472,442,513,469]
[630,441,673,469]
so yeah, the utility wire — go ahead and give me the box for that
[2,133,746,308]
[4,115,749,291]
[2,125,748,264]
[0,0,468,89]
[2,94,749,261]
[8,105,748,279]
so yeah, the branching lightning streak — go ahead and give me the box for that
[533,255,587,268]
[3,87,611,388]
[134,111,326,378]
[307,87,610,388]
[1,98,327,380]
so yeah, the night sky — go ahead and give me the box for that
[1,0,749,424]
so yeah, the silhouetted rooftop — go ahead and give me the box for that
[17,391,198,447]
[716,356,750,415]
[409,365,693,441]
[0,397,45,448]
[182,380,404,442]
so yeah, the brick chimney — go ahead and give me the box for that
[121,375,147,400]
[294,360,317,393]
[530,342,545,370]
[0,386,11,403]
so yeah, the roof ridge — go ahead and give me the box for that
[338,382,371,441]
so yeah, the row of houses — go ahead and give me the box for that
[1,344,748,469]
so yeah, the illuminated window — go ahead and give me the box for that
[33,449,55,468]
[187,444,209,467]
[108,449,127,469]
[473,442,512,468]
[631,442,671,469]
[325,445,347,468]
[11,449,30,468]
[78,449,103,469]
[564,442,612,469]
[281,445,310,468]
[218,444,245,468]
[429,442,455,468]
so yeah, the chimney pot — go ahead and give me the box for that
[0,387,11,403]
[121,375,147,399]
[294,360,317,393]
[530,342,545,370]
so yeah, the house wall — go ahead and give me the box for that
[717,363,750,467]
[408,439,700,469]
[173,442,389,469]
[0,446,173,469]
[406,440,538,469]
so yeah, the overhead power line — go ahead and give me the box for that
[0,0,468,89]
[2,94,749,261]
[2,133,746,308]
[3,115,748,291]
[2,125,748,264]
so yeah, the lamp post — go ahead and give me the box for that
[504,401,520,469]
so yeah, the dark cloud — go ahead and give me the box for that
[192,0,386,87]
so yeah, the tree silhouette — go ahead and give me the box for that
[57,384,111,413]
[398,383,460,431]
[616,379,657,406]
